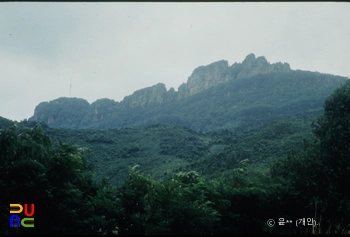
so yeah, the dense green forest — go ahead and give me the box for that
[14,116,314,187]
[1,79,350,235]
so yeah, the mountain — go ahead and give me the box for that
[0,116,15,129]
[30,97,90,129]
[177,53,290,98]
[28,54,347,131]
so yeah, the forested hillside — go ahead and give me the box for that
[1,80,350,235]
[2,54,350,235]
[0,116,14,129]
[12,116,313,187]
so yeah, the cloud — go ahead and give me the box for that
[0,2,349,121]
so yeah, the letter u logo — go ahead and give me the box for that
[24,204,34,217]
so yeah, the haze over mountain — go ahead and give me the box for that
[2,52,350,235]
[28,54,347,132]
[2,2,350,234]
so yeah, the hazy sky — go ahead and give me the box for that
[1,2,349,121]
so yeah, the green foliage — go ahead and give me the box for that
[0,116,15,129]
[2,72,348,235]
[116,162,290,235]
[117,167,220,235]
[160,130,210,161]
[0,125,121,235]
[2,77,349,235]
[311,79,350,230]
[312,80,350,188]
[271,80,350,234]
[17,116,316,188]
[192,117,314,179]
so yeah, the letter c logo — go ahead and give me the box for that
[21,218,34,227]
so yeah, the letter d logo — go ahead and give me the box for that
[10,204,23,214]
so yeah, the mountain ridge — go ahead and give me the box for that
[28,54,347,131]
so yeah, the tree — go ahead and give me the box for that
[117,167,220,235]
[311,79,350,231]
[0,124,121,235]
[271,80,350,234]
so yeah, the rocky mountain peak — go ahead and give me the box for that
[29,97,90,128]
[29,54,296,128]
[122,83,169,108]
[180,60,231,97]
[241,53,257,66]
[178,53,291,98]
[117,54,292,105]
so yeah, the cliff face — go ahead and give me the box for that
[118,54,291,105]
[236,54,290,79]
[29,97,90,128]
[178,53,291,98]
[122,83,169,108]
[88,98,117,122]
[29,54,295,129]
[178,60,232,98]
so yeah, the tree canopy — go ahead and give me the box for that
[1,80,350,235]
[271,80,350,234]
[0,124,121,235]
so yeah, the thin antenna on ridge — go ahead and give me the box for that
[69,78,72,97]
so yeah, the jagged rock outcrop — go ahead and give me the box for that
[178,60,232,98]
[117,54,291,103]
[29,54,300,129]
[29,97,90,128]
[236,53,290,79]
[122,83,171,108]
[75,98,119,129]
[178,53,291,98]
[86,99,117,122]
[177,60,231,99]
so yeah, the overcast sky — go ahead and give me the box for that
[1,2,349,121]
